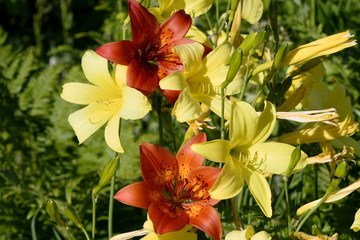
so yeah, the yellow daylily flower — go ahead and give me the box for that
[110,217,197,240]
[351,208,360,232]
[61,50,151,152]
[149,0,212,21]
[225,226,271,240]
[282,30,356,66]
[191,101,307,217]
[160,41,243,122]
[296,178,360,215]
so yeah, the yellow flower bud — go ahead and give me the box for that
[222,48,243,89]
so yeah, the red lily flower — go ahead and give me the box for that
[114,133,222,240]
[96,0,195,104]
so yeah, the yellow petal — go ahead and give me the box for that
[104,112,123,152]
[185,25,213,48]
[172,88,202,122]
[205,42,233,73]
[210,159,244,199]
[196,95,233,120]
[251,231,272,240]
[191,139,232,163]
[68,102,113,144]
[250,101,276,145]
[114,64,128,88]
[81,50,118,92]
[61,82,119,105]
[249,142,307,175]
[159,71,188,91]
[119,86,151,120]
[230,101,258,147]
[351,209,360,232]
[184,0,212,17]
[173,42,204,76]
[225,226,255,240]
[242,0,263,24]
[243,168,272,218]
[297,179,360,215]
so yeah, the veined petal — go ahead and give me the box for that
[127,59,159,95]
[184,0,212,17]
[129,0,160,44]
[197,95,233,120]
[114,181,151,209]
[225,226,255,240]
[230,101,259,147]
[146,226,197,240]
[61,82,119,105]
[148,202,189,235]
[95,41,134,65]
[242,0,264,24]
[82,50,118,92]
[297,179,360,215]
[187,166,221,201]
[158,0,185,18]
[104,112,123,152]
[173,42,204,75]
[249,142,307,175]
[160,10,192,44]
[176,133,206,178]
[172,88,202,122]
[68,102,113,144]
[119,86,151,120]
[185,25,213,48]
[187,203,222,240]
[140,143,178,190]
[191,139,232,163]
[114,64,128,88]
[243,168,272,218]
[159,71,188,91]
[210,160,244,199]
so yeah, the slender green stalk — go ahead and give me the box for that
[81,227,91,240]
[31,208,41,240]
[92,193,97,240]
[283,177,292,235]
[220,88,226,140]
[310,0,316,28]
[231,197,244,230]
[108,175,116,238]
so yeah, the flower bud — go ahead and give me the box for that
[93,156,119,195]
[273,43,291,70]
[249,26,271,55]
[239,32,257,55]
[222,48,243,89]
[284,146,301,177]
[229,0,240,22]
[329,161,347,190]
[46,199,66,227]
[65,205,84,229]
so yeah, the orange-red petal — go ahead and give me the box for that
[187,166,221,202]
[127,59,159,95]
[148,201,189,235]
[128,0,159,45]
[187,203,222,240]
[159,88,181,105]
[160,10,192,44]
[95,40,134,65]
[114,181,151,209]
[176,133,206,179]
[140,143,178,190]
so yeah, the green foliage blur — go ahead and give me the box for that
[0,0,360,239]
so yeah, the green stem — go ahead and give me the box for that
[284,177,292,235]
[310,0,316,28]
[92,193,97,240]
[31,208,41,240]
[108,175,116,238]
[220,88,225,140]
[81,227,91,240]
[231,197,244,230]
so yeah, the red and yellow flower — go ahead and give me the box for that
[114,134,222,240]
[96,0,196,104]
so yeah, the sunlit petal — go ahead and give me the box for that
[191,139,232,163]
[225,226,255,240]
[104,112,123,152]
[184,0,212,17]
[119,86,151,120]
[160,10,192,44]
[173,42,204,75]
[159,71,188,91]
[187,166,221,200]
[96,40,134,65]
[172,88,202,122]
[243,168,272,218]
[210,160,244,199]
[249,142,307,175]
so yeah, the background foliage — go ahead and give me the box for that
[0,0,359,239]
